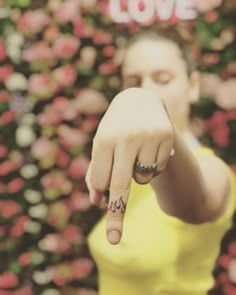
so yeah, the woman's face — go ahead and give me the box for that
[121,39,199,131]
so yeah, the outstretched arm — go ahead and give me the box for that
[86,88,230,244]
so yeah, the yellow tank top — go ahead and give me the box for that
[88,147,236,295]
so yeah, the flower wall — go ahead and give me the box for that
[0,0,235,294]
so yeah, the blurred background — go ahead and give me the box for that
[0,0,236,294]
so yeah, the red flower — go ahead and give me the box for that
[7,178,25,194]
[93,30,112,45]
[223,284,236,295]
[0,90,10,103]
[18,252,32,266]
[0,200,20,218]
[56,149,70,168]
[10,215,30,237]
[204,10,219,23]
[218,254,232,269]
[0,145,7,158]
[228,242,236,256]
[62,224,84,244]
[0,161,19,176]
[53,64,77,88]
[71,258,94,279]
[0,65,14,82]
[52,35,80,59]
[0,271,19,288]
[98,60,117,75]
[0,110,16,125]
[211,124,230,147]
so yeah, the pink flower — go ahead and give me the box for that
[54,0,80,23]
[71,258,94,279]
[0,90,10,103]
[67,156,90,179]
[1,110,16,125]
[73,18,94,38]
[81,117,99,132]
[103,45,116,57]
[23,42,55,63]
[228,259,236,284]
[211,124,230,147]
[41,170,72,195]
[0,200,21,218]
[52,35,80,59]
[40,234,70,253]
[56,149,70,168]
[53,64,77,88]
[0,161,20,176]
[98,60,117,75]
[14,286,32,295]
[52,96,70,112]
[28,73,57,98]
[214,79,236,110]
[18,9,50,34]
[37,106,62,126]
[200,73,221,97]
[196,0,223,13]
[31,138,58,160]
[204,11,219,23]
[218,254,232,269]
[0,42,6,61]
[0,271,19,288]
[0,65,14,82]
[44,26,60,42]
[62,224,84,244]
[93,30,112,45]
[7,178,25,194]
[75,89,108,115]
[18,252,32,266]
[57,125,89,148]
[68,191,91,212]
[10,215,30,237]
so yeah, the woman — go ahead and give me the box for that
[86,32,236,295]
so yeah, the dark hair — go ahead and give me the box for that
[123,30,197,76]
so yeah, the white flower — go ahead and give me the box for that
[33,271,53,285]
[31,252,45,265]
[20,164,38,179]
[25,221,41,234]
[24,189,42,204]
[42,289,60,295]
[21,113,36,125]
[16,125,36,147]
[28,204,48,219]
[6,73,28,91]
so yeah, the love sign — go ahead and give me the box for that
[109,0,197,23]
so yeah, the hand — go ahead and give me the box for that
[85,88,174,244]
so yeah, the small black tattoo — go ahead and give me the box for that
[108,196,126,213]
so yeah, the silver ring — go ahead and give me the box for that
[134,161,156,174]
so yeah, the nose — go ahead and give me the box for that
[141,76,156,92]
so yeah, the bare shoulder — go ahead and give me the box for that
[196,153,231,222]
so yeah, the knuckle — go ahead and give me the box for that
[133,173,152,185]
[111,179,130,194]
[90,177,106,193]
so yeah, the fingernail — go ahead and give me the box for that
[107,230,121,245]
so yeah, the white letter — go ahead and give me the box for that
[155,0,175,21]
[109,0,131,23]
[175,0,197,20]
[128,0,155,23]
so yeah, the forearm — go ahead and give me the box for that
[151,125,208,223]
